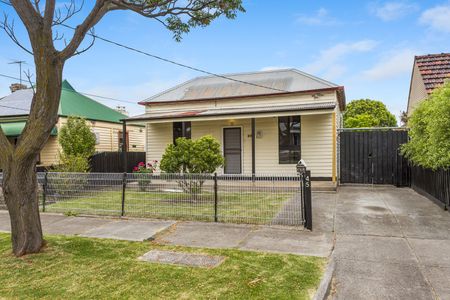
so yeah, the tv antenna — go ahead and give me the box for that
[8,60,27,85]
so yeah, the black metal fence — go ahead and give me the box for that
[89,152,146,173]
[1,171,312,229]
[410,166,450,209]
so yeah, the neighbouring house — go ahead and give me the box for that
[407,53,450,116]
[0,80,145,167]
[126,69,345,182]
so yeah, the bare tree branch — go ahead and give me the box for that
[52,0,84,26]
[0,14,33,55]
[24,69,35,94]
[58,0,112,60]
[70,27,96,57]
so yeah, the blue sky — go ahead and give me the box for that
[1,0,450,119]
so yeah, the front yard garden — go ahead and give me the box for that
[44,190,294,224]
[0,233,325,299]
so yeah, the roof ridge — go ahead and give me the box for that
[141,68,339,104]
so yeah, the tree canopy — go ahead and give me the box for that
[343,99,397,128]
[401,83,450,170]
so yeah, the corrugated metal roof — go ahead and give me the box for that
[141,68,340,104]
[0,80,127,123]
[127,102,336,122]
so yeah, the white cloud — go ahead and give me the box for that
[420,4,450,33]
[303,40,378,75]
[297,8,339,26]
[370,1,419,21]
[321,65,347,81]
[362,49,415,80]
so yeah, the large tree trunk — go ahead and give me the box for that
[3,158,43,256]
[1,42,64,256]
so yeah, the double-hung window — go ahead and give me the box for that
[278,116,301,164]
[173,122,191,144]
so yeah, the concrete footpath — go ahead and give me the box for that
[0,210,333,257]
[314,186,450,300]
[1,185,449,299]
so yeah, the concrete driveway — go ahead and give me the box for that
[315,186,450,300]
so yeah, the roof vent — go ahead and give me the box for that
[9,83,27,93]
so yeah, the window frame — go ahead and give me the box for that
[173,121,192,144]
[278,116,301,164]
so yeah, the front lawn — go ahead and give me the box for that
[44,190,293,224]
[0,233,325,299]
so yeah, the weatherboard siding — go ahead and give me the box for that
[145,113,333,177]
[58,117,145,153]
[146,122,172,165]
[40,136,60,166]
[145,92,337,114]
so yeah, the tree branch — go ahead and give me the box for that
[0,14,34,55]
[58,0,112,60]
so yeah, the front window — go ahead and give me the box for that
[278,116,301,164]
[173,122,191,144]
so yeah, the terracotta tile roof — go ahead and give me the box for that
[416,53,450,94]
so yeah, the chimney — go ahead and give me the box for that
[115,105,129,116]
[9,83,27,93]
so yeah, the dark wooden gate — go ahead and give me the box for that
[339,129,410,186]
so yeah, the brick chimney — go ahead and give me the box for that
[9,83,27,93]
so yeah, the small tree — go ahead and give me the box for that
[401,83,450,170]
[160,135,224,194]
[344,99,397,128]
[57,116,96,172]
[59,116,96,158]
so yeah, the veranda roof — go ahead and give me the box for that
[126,101,336,123]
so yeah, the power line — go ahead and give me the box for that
[0,103,28,112]
[0,73,137,104]
[60,23,289,94]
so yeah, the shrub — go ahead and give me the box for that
[401,83,450,169]
[160,135,224,194]
[133,161,158,191]
[344,99,397,128]
[160,135,224,173]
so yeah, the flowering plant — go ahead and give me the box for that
[133,160,158,174]
[133,160,158,191]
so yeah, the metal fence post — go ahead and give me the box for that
[121,172,127,217]
[214,173,218,222]
[303,170,312,230]
[42,172,48,212]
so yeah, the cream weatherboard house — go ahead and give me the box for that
[127,69,345,183]
[0,80,145,167]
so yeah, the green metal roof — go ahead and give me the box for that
[58,80,127,123]
[1,121,57,137]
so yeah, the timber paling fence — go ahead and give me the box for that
[0,172,312,229]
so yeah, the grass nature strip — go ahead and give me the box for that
[0,233,325,299]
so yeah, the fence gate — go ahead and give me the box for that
[339,129,410,186]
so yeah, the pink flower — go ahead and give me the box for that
[133,167,138,172]
[138,162,145,167]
